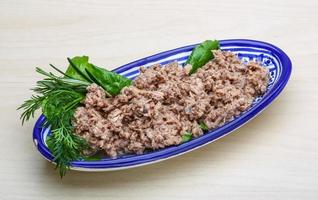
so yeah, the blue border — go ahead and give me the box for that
[33,39,292,169]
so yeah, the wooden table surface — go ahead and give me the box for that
[1,0,317,199]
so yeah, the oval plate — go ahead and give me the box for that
[33,39,292,171]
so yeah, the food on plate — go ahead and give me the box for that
[74,50,268,158]
[19,40,269,177]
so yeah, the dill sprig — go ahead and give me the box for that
[18,95,46,125]
[18,68,90,125]
[18,64,91,177]
[46,108,89,177]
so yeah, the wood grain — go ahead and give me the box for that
[0,0,317,199]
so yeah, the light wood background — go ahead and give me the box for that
[0,0,317,199]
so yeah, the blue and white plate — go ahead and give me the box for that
[33,39,292,171]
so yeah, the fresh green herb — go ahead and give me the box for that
[199,121,209,131]
[85,65,132,96]
[65,56,94,82]
[18,67,90,125]
[66,56,132,96]
[18,95,46,125]
[33,67,90,94]
[18,65,91,177]
[182,132,193,143]
[45,107,89,177]
[185,40,220,74]
[41,90,84,126]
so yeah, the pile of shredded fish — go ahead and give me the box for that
[73,50,269,158]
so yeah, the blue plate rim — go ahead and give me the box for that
[32,39,292,169]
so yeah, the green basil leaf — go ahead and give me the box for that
[65,56,132,96]
[85,65,132,96]
[65,56,94,82]
[182,132,192,143]
[185,40,220,74]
